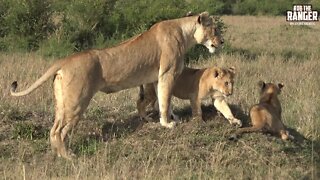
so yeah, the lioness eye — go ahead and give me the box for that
[225,82,229,86]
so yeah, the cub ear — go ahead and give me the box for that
[258,81,266,90]
[278,83,284,90]
[213,69,220,78]
[197,12,212,26]
[228,67,236,76]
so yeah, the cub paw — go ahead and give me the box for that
[229,118,242,127]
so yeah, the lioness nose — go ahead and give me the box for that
[221,39,224,44]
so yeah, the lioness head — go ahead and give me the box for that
[194,12,224,53]
[209,67,235,96]
[258,81,284,95]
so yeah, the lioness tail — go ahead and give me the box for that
[10,60,66,97]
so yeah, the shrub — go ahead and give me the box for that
[1,0,315,59]
[38,35,75,58]
[3,0,54,51]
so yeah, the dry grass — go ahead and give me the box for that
[0,16,319,179]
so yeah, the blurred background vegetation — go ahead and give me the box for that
[0,0,318,58]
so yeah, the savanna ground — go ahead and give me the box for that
[0,16,319,179]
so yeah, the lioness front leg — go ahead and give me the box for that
[213,97,242,127]
[157,73,176,128]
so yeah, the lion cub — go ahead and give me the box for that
[137,66,242,126]
[231,81,294,140]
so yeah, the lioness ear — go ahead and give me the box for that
[278,83,284,90]
[198,12,212,26]
[258,81,265,90]
[186,11,193,17]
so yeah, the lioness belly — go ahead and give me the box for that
[101,65,159,93]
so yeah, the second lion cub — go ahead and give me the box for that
[137,66,242,126]
[230,81,294,140]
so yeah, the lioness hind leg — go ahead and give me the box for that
[50,110,83,159]
[50,117,65,157]
[50,115,75,160]
[50,71,93,159]
[50,73,70,159]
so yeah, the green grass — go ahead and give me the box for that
[0,16,319,179]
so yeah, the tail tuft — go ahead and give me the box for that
[11,81,18,93]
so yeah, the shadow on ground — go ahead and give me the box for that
[97,103,311,149]
[174,103,249,125]
[101,115,144,142]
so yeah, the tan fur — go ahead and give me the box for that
[137,66,242,126]
[10,12,223,159]
[232,81,294,140]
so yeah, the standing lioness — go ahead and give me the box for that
[230,81,294,140]
[10,12,223,159]
[137,66,242,126]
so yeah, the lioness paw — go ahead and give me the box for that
[160,118,176,128]
[167,121,176,128]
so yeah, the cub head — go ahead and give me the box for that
[194,12,224,53]
[209,67,235,96]
[258,81,284,96]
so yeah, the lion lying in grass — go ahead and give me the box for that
[230,81,294,140]
[137,66,242,126]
